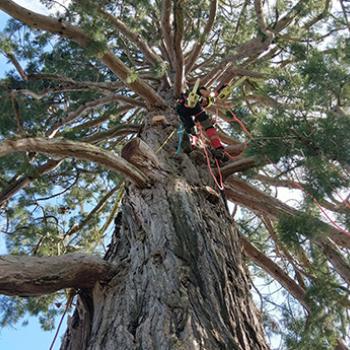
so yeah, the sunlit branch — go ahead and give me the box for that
[0,253,116,296]
[70,106,133,132]
[0,137,149,187]
[81,125,140,144]
[46,94,145,138]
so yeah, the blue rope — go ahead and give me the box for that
[176,124,184,155]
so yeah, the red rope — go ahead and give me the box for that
[291,173,350,238]
[226,110,253,138]
[197,124,225,191]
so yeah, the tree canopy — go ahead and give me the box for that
[0,0,349,348]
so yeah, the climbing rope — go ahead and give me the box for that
[156,129,176,153]
[49,291,75,350]
[176,124,184,155]
[197,124,225,191]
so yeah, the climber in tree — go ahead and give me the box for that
[176,82,227,161]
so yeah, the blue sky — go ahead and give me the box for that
[0,5,67,350]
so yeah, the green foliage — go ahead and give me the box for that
[277,211,325,246]
[0,1,349,347]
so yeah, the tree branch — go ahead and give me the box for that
[0,159,62,206]
[225,176,350,249]
[0,0,166,107]
[161,0,175,68]
[0,138,149,187]
[185,0,218,74]
[47,94,144,138]
[3,51,27,80]
[240,235,310,312]
[220,157,257,177]
[0,253,115,296]
[173,0,185,96]
[254,0,268,35]
[99,9,164,67]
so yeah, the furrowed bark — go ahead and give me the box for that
[0,138,149,187]
[0,253,115,296]
[0,0,166,108]
[60,112,269,350]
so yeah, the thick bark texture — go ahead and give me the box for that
[61,115,268,349]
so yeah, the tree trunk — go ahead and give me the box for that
[60,112,268,350]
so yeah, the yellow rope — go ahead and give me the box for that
[156,129,176,153]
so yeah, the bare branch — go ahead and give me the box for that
[28,73,124,92]
[64,185,119,238]
[173,0,185,96]
[220,157,257,177]
[240,235,310,312]
[0,0,166,107]
[161,0,175,67]
[3,51,27,80]
[47,94,144,138]
[81,124,140,144]
[0,253,115,296]
[0,138,149,187]
[99,9,164,67]
[254,0,268,35]
[0,159,62,206]
[185,0,218,74]
[318,238,350,285]
[339,0,350,33]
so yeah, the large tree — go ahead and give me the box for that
[0,0,349,349]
